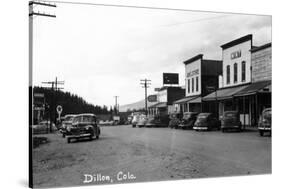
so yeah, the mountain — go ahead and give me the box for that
[119,99,158,112]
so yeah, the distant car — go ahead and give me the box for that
[32,120,56,134]
[60,114,76,137]
[258,108,271,136]
[193,113,220,131]
[65,113,100,143]
[221,111,242,132]
[132,115,141,128]
[136,115,147,128]
[145,117,157,128]
[168,113,182,129]
[178,112,198,130]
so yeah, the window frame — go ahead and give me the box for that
[226,65,230,84]
[234,63,238,83]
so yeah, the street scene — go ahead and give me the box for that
[33,126,271,188]
[29,1,272,188]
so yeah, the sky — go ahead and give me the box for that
[32,1,272,108]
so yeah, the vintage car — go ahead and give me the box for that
[258,108,271,136]
[193,113,220,131]
[132,115,141,128]
[136,115,147,128]
[178,112,198,130]
[60,114,76,137]
[168,113,182,129]
[145,116,157,128]
[221,111,242,132]
[65,113,100,143]
[153,115,170,127]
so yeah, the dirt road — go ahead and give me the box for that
[32,126,271,188]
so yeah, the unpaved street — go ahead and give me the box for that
[33,126,271,188]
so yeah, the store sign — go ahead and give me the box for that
[231,50,241,59]
[148,95,157,102]
[163,73,179,85]
[186,69,199,78]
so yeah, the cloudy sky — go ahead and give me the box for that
[32,1,271,108]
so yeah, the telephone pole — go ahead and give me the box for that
[42,77,64,132]
[113,96,119,115]
[29,1,56,131]
[140,79,151,116]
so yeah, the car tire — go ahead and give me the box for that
[259,130,264,136]
[67,138,71,143]
[96,135,99,139]
[62,134,65,138]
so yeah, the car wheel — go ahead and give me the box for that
[96,135,99,139]
[259,130,264,136]
[67,138,71,143]
[62,134,65,138]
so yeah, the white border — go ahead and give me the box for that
[0,0,279,189]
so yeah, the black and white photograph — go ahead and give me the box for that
[28,0,272,188]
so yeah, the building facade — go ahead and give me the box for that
[251,43,272,82]
[148,86,185,116]
[203,35,271,127]
[174,54,222,114]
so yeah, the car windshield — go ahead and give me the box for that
[64,116,74,121]
[264,110,271,119]
[183,114,192,119]
[82,116,96,122]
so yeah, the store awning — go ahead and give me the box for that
[148,102,167,108]
[234,80,271,97]
[173,96,199,104]
[203,84,249,101]
[188,96,202,103]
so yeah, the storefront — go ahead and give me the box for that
[173,54,222,114]
[148,86,185,116]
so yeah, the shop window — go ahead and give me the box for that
[226,65,230,84]
[192,78,194,92]
[188,79,190,93]
[234,63,238,83]
[196,76,199,92]
[242,61,246,82]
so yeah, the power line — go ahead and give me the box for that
[39,0,265,17]
[140,79,151,116]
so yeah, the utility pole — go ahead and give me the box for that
[113,96,119,115]
[140,79,151,116]
[42,77,64,133]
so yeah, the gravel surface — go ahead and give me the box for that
[32,125,271,188]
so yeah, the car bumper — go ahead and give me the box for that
[221,125,240,129]
[258,127,271,131]
[193,126,208,130]
[66,133,92,138]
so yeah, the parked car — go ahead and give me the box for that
[221,111,242,132]
[60,114,76,137]
[65,113,100,143]
[258,108,271,136]
[154,115,170,127]
[168,113,182,129]
[193,113,220,131]
[145,116,157,128]
[132,115,141,127]
[136,115,147,128]
[178,112,198,129]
